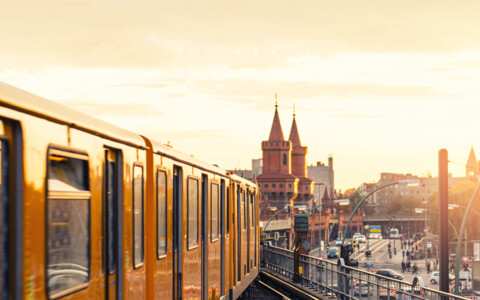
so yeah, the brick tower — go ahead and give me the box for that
[288,108,313,204]
[257,101,298,219]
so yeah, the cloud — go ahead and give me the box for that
[64,100,165,117]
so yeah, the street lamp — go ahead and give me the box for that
[342,179,420,244]
[415,205,460,268]
[308,199,350,257]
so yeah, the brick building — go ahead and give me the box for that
[256,103,314,219]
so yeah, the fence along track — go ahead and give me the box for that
[262,244,469,300]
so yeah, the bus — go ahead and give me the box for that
[389,228,400,239]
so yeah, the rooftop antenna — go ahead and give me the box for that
[275,93,278,108]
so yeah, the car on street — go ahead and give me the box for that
[335,238,344,246]
[356,235,366,243]
[395,287,423,299]
[327,248,338,258]
[353,282,372,296]
[375,269,403,280]
[352,233,361,239]
[378,287,396,299]
[369,233,382,239]
[430,271,454,284]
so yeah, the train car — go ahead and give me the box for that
[0,81,259,300]
[229,175,259,300]
[0,81,149,299]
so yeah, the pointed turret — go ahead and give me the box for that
[268,102,285,141]
[466,146,478,176]
[288,108,301,147]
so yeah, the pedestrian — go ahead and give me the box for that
[406,260,411,272]
[402,250,405,259]
[415,242,418,251]
[401,260,406,273]
[412,263,418,274]
[433,258,438,271]
[403,240,407,249]
[406,250,410,258]
[427,260,431,274]
[450,262,455,273]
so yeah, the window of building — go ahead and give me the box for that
[211,183,219,241]
[157,170,167,258]
[46,150,90,298]
[279,184,283,188]
[272,184,276,188]
[0,141,9,298]
[265,184,269,188]
[282,154,287,165]
[133,165,144,268]
[188,178,199,249]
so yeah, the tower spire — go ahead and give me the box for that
[268,94,285,141]
[289,106,301,147]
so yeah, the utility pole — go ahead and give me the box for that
[438,149,449,297]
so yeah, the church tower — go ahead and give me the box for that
[466,146,478,177]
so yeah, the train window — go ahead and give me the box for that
[0,140,9,298]
[226,186,229,235]
[211,183,219,241]
[242,191,246,230]
[107,161,116,274]
[133,165,144,268]
[187,178,199,249]
[250,194,254,228]
[46,150,90,298]
[157,169,167,258]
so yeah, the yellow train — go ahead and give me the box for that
[0,82,259,299]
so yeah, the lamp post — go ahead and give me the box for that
[342,179,420,244]
[448,186,480,295]
[308,199,350,257]
[313,182,325,255]
[415,205,460,267]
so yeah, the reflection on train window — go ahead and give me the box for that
[133,165,144,268]
[47,152,90,298]
[106,161,116,274]
[211,183,219,241]
[187,178,198,249]
[0,141,9,298]
[157,170,167,258]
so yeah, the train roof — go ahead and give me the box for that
[231,174,257,187]
[148,139,229,177]
[0,82,145,148]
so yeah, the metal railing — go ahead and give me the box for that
[262,245,469,300]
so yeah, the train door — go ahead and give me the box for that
[0,120,22,300]
[173,167,183,300]
[220,180,225,296]
[103,148,122,300]
[201,175,208,299]
[236,187,241,281]
[246,192,250,274]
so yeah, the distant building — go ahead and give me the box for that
[255,102,314,218]
[307,156,335,208]
[231,158,262,181]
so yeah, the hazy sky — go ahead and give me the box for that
[2,0,480,191]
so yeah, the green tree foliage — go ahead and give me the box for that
[384,195,422,216]
[427,181,480,242]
